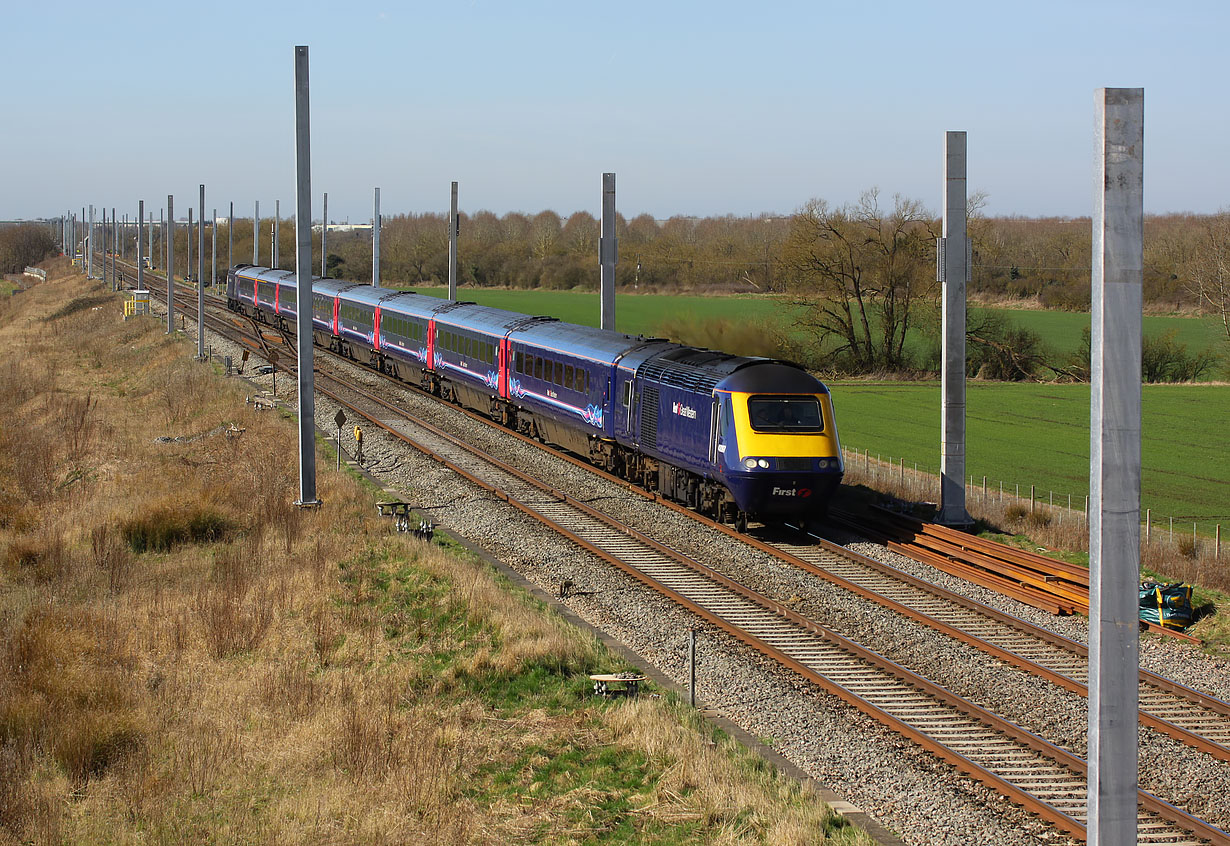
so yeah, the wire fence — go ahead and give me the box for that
[841,446,1223,563]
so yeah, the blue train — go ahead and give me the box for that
[227,265,844,530]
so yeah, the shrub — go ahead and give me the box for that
[1026,509,1053,529]
[1003,503,1030,522]
[1141,330,1220,382]
[120,507,234,553]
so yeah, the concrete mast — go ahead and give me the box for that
[938,131,971,526]
[293,45,320,506]
[166,195,174,334]
[197,184,205,359]
[448,181,458,300]
[137,199,145,292]
[372,187,380,287]
[1087,86,1144,846]
[599,172,617,331]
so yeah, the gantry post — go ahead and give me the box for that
[1087,86,1143,846]
[372,187,380,287]
[599,172,617,331]
[137,199,145,291]
[166,195,174,334]
[197,184,206,359]
[939,131,972,526]
[293,46,320,506]
[449,181,458,300]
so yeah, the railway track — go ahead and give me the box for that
[134,270,1230,843]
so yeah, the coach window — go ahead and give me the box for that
[534,356,543,380]
[553,361,563,385]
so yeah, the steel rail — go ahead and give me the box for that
[848,506,1202,644]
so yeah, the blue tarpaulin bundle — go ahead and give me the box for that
[1139,581,1194,630]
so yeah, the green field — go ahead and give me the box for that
[831,381,1229,535]
[986,308,1224,358]
[412,285,781,336]
[412,286,1226,371]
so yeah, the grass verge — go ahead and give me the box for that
[0,259,871,844]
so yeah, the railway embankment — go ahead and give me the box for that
[0,262,871,845]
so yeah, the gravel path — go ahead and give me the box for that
[190,312,1230,846]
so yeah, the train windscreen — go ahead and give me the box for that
[747,396,824,433]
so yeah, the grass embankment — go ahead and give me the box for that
[0,261,869,845]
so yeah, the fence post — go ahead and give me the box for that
[983,476,987,500]
[1145,508,1151,545]
[1217,525,1221,559]
[688,629,697,708]
[1030,484,1036,513]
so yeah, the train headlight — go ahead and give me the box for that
[757,459,770,469]
[744,458,758,470]
[818,458,829,469]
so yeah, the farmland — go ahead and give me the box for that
[831,380,1229,536]
[411,286,1227,376]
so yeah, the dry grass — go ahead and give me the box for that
[0,261,869,845]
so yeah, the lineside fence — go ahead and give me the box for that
[23,267,46,281]
[840,446,1224,569]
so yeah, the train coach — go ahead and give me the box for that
[226,264,843,529]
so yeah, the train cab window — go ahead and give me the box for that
[622,380,632,407]
[747,397,824,433]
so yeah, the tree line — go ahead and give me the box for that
[17,197,1230,380]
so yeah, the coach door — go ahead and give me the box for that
[613,366,636,441]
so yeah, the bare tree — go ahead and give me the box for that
[1184,211,1230,346]
[780,189,937,372]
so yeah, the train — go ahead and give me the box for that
[226,264,844,531]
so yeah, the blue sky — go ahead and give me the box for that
[3,0,1226,222]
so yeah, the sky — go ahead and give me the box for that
[3,0,1227,223]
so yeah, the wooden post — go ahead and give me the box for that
[688,629,697,708]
